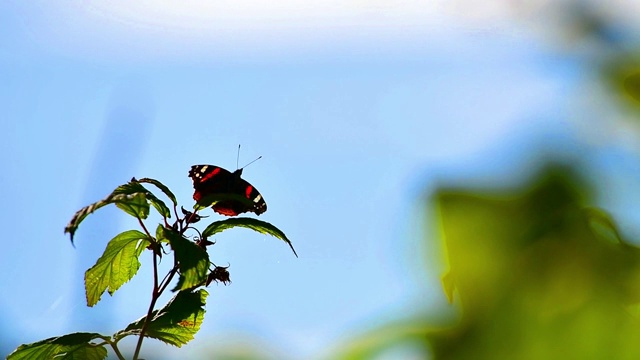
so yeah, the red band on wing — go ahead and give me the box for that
[201,167,221,182]
[245,185,253,198]
[213,206,238,216]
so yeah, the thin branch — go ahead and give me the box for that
[173,204,180,229]
[132,249,160,360]
[108,341,127,360]
[137,217,154,242]
[96,335,126,360]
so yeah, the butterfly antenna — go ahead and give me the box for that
[236,144,241,170]
[240,156,262,170]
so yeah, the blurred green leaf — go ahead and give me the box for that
[585,207,625,244]
[624,72,640,103]
[441,271,456,304]
[202,217,298,257]
[428,166,640,359]
[85,230,151,307]
[331,165,640,360]
[7,332,107,360]
[332,320,432,360]
[603,58,640,111]
[118,289,208,347]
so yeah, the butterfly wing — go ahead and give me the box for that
[189,165,235,202]
[216,177,266,216]
[189,165,267,216]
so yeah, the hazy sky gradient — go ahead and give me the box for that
[2,2,622,359]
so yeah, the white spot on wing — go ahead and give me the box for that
[254,194,262,203]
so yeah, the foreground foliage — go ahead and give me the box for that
[334,166,640,359]
[8,177,296,360]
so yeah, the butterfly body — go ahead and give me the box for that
[189,165,267,216]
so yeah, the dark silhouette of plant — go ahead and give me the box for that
[7,176,297,360]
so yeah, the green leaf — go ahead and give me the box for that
[330,319,432,360]
[157,226,209,290]
[119,180,172,219]
[202,217,298,257]
[131,178,173,218]
[119,289,208,347]
[603,59,640,111]
[64,180,152,244]
[85,230,151,307]
[115,192,149,219]
[156,224,170,244]
[624,71,640,103]
[7,332,107,360]
[585,207,625,244]
[137,177,178,207]
[427,166,640,359]
[65,178,178,244]
[441,271,456,304]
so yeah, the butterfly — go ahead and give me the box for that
[189,165,267,216]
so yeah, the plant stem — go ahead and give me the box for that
[109,342,126,360]
[131,212,193,359]
[132,248,160,360]
[158,264,179,295]
[96,336,125,360]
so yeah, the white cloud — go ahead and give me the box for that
[20,1,457,61]
[30,1,640,62]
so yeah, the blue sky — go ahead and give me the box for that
[3,2,637,359]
